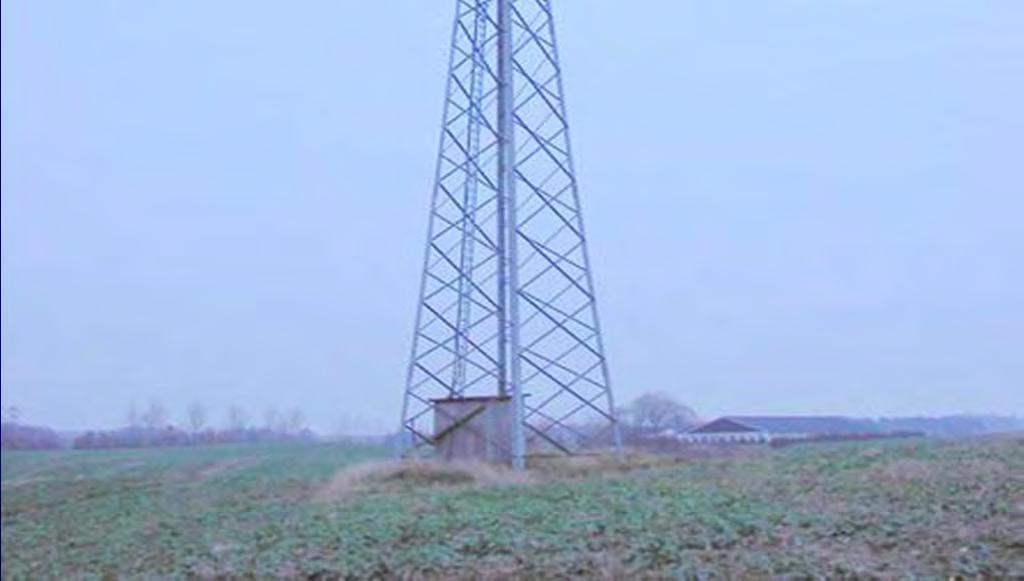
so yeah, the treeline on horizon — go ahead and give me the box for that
[870,415,1024,438]
[1,404,1021,452]
[0,402,315,451]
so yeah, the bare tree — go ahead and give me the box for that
[263,408,281,432]
[622,391,699,434]
[284,408,305,435]
[4,405,20,425]
[127,401,140,428]
[140,400,168,430]
[186,402,207,434]
[227,405,248,432]
[2,405,21,449]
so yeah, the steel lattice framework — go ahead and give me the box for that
[399,0,621,468]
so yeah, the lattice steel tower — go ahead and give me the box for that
[399,0,620,468]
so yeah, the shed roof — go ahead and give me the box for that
[690,415,877,435]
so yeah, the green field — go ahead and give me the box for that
[2,437,1022,578]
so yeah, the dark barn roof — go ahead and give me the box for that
[688,417,761,434]
[690,416,877,435]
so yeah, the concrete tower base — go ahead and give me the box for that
[432,396,514,464]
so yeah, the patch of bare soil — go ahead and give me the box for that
[869,456,1008,486]
[1012,501,1024,518]
[871,458,937,483]
[195,459,259,480]
[528,452,687,479]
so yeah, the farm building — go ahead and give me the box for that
[684,415,877,444]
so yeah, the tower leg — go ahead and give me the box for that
[497,0,527,471]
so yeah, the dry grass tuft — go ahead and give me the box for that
[316,460,532,501]
[316,451,688,501]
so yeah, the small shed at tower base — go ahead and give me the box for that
[432,395,514,464]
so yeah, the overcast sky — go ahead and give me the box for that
[2,0,1022,432]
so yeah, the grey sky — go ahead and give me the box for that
[2,0,1022,433]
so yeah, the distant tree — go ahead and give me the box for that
[1,406,61,451]
[2,424,60,450]
[227,405,248,432]
[127,401,140,428]
[284,408,305,435]
[873,415,1021,438]
[186,402,207,435]
[263,408,281,432]
[621,391,699,434]
[2,405,21,448]
[5,405,20,425]
[140,400,168,430]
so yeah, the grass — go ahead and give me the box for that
[2,437,1022,578]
